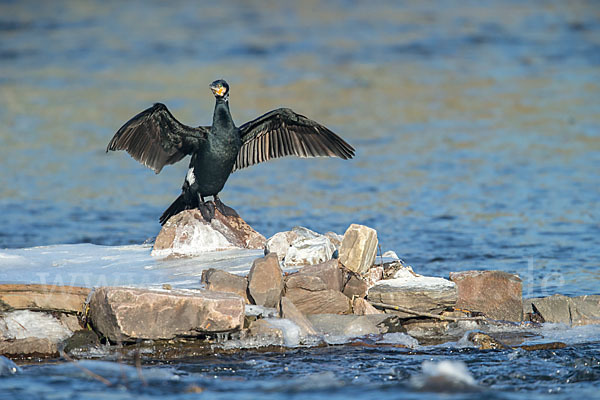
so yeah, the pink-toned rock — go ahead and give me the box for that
[285,260,343,292]
[201,268,249,303]
[280,297,317,335]
[449,270,522,322]
[285,288,351,315]
[0,284,90,314]
[89,287,244,342]
[352,298,382,315]
[247,253,284,308]
[152,207,266,256]
[343,275,368,299]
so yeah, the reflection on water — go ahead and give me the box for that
[0,1,599,299]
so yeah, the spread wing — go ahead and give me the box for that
[233,108,355,171]
[106,103,209,173]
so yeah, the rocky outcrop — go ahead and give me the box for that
[0,284,89,314]
[152,207,266,257]
[247,253,284,308]
[339,224,378,275]
[201,268,249,303]
[449,270,523,322]
[89,287,245,342]
[265,227,336,266]
[367,273,457,318]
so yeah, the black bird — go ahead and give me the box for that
[107,79,355,225]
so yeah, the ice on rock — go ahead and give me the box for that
[265,226,336,266]
[0,310,73,341]
[410,360,478,392]
[264,318,302,346]
[377,332,419,348]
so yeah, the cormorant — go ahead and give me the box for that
[107,79,355,225]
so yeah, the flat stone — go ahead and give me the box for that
[280,297,317,336]
[285,288,351,315]
[367,276,457,317]
[247,253,283,308]
[201,268,249,303]
[89,287,244,342]
[529,294,571,325]
[0,338,59,358]
[285,260,343,292]
[0,284,90,314]
[152,207,266,257]
[266,227,336,266]
[352,298,382,315]
[569,295,600,326]
[339,224,378,275]
[307,314,382,338]
[449,270,523,322]
[343,275,368,299]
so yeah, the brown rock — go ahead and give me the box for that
[0,284,90,314]
[449,270,523,322]
[343,275,368,299]
[201,268,249,303]
[152,207,266,256]
[339,224,378,275]
[0,338,59,358]
[247,253,284,308]
[285,288,351,315]
[285,260,343,292]
[569,295,600,326]
[280,297,317,335]
[89,287,244,342]
[352,298,382,315]
[468,332,509,350]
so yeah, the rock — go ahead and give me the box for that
[62,330,100,354]
[364,265,384,287]
[401,319,450,343]
[449,270,523,322]
[307,314,382,338]
[569,295,600,326]
[266,227,336,266]
[0,310,74,357]
[152,207,266,257]
[467,332,509,350]
[529,294,571,324]
[352,298,382,315]
[245,319,285,347]
[280,297,317,336]
[518,342,567,351]
[285,260,343,292]
[247,253,284,308]
[367,276,457,318]
[324,231,343,249]
[0,284,90,314]
[343,275,368,299]
[285,288,351,315]
[527,294,600,326]
[89,287,244,342]
[201,268,249,303]
[339,224,378,275]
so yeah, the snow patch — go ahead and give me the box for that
[0,310,73,341]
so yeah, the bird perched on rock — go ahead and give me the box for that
[107,79,355,225]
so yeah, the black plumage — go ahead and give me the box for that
[107,79,355,225]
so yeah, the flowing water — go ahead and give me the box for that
[0,0,599,398]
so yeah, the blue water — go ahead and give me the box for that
[0,0,599,398]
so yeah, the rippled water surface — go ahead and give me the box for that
[0,0,599,398]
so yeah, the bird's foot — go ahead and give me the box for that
[198,201,216,221]
[213,196,238,217]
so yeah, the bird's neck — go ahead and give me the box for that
[212,99,235,130]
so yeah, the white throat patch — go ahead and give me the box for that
[186,168,195,185]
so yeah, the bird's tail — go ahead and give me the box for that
[159,194,187,225]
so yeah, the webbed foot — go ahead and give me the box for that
[213,195,238,217]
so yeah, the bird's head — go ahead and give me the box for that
[210,79,229,100]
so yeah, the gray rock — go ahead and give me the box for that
[528,294,600,326]
[529,294,571,324]
[280,297,317,336]
[152,208,266,257]
[201,268,249,303]
[285,288,352,315]
[367,275,457,317]
[339,224,378,275]
[244,319,285,347]
[89,287,245,342]
[62,330,100,354]
[570,295,600,326]
[247,253,284,308]
[449,270,523,322]
[265,227,336,266]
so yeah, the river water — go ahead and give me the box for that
[0,0,599,398]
